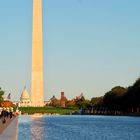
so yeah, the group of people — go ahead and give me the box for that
[0,107,14,123]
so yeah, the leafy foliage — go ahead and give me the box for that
[0,87,4,105]
[74,77,140,114]
[103,86,127,110]
[75,96,91,109]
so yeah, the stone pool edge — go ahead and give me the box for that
[0,117,18,140]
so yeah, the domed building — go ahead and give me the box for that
[20,87,31,107]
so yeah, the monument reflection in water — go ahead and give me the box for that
[18,115,45,140]
[18,115,140,140]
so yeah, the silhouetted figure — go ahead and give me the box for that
[10,111,13,119]
[1,110,6,124]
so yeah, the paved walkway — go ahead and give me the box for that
[0,117,18,140]
[0,117,15,134]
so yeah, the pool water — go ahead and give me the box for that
[18,115,140,140]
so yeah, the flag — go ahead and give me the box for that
[7,93,11,100]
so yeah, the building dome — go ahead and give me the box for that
[20,87,30,101]
[20,87,31,107]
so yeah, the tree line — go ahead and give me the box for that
[74,77,140,115]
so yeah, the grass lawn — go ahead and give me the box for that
[19,106,79,115]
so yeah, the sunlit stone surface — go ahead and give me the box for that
[20,87,31,107]
[31,0,44,106]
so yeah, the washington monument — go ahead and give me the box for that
[31,0,44,106]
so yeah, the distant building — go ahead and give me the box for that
[20,87,31,107]
[60,92,67,107]
[44,101,50,105]
[65,100,76,107]
[12,101,19,106]
[46,92,67,107]
[72,93,84,102]
[48,95,59,107]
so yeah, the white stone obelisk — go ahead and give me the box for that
[31,0,44,106]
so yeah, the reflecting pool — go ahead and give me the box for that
[18,115,140,140]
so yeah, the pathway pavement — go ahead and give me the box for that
[0,117,18,140]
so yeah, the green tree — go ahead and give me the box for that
[103,86,127,110]
[75,96,85,109]
[90,97,103,107]
[75,96,90,109]
[124,78,140,112]
[0,87,4,105]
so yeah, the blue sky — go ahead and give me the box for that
[0,0,140,101]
